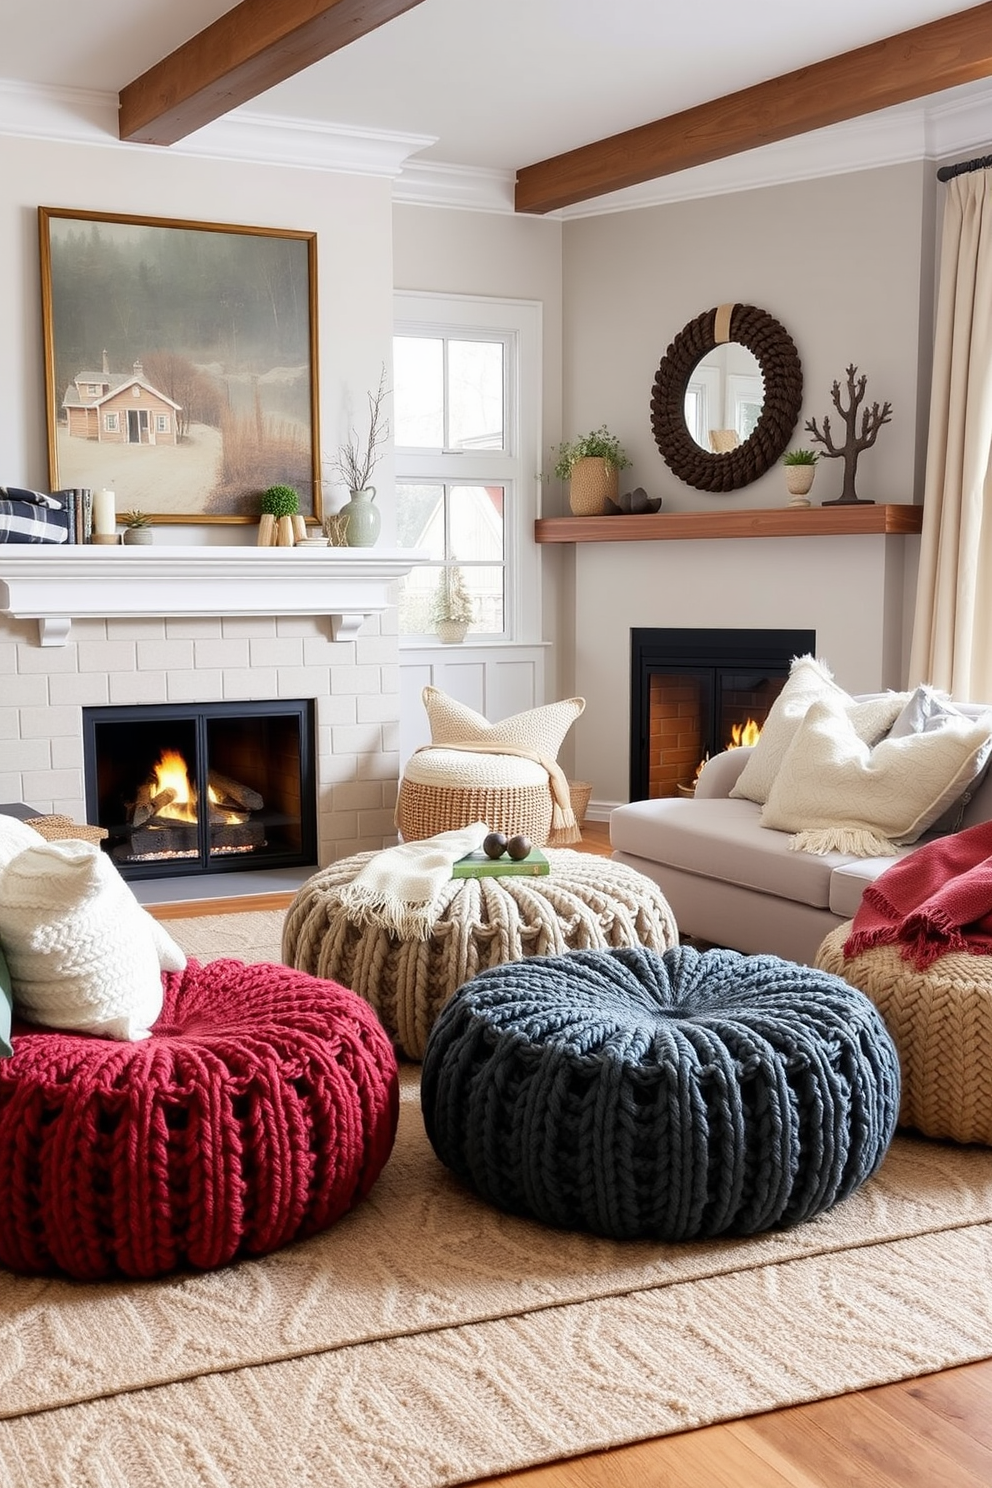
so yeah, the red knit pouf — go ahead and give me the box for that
[0,958,399,1280]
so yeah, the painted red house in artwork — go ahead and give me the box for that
[63,352,182,445]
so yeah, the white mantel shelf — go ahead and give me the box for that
[0,546,429,646]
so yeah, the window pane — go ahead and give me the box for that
[397,570,439,636]
[463,564,504,635]
[394,336,443,447]
[396,482,445,559]
[448,340,504,450]
[448,484,504,564]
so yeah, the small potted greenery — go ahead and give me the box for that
[782,448,819,501]
[549,425,631,515]
[259,484,303,546]
[118,509,153,545]
[431,566,476,644]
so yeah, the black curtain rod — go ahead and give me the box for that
[937,153,992,181]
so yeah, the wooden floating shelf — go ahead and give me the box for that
[534,505,924,544]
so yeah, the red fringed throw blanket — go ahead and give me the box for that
[844,819,992,969]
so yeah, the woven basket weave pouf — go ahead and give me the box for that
[283,849,678,1061]
[817,923,992,1144]
[396,748,554,844]
[421,943,900,1241]
[0,958,398,1280]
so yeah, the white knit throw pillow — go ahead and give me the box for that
[760,694,992,856]
[0,838,186,1040]
[729,656,909,806]
[423,687,585,759]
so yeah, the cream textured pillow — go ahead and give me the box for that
[0,838,186,1040]
[729,656,909,805]
[422,687,585,760]
[0,814,42,868]
[760,693,992,856]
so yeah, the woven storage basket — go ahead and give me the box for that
[816,922,992,1144]
[568,780,592,827]
[397,747,554,844]
[283,848,679,1061]
[25,814,107,845]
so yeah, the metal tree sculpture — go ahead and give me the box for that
[804,365,892,506]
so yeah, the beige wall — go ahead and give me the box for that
[0,133,395,546]
[559,161,933,514]
[554,162,936,807]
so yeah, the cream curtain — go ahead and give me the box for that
[909,170,992,698]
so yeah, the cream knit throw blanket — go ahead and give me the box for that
[335,822,489,939]
[411,741,581,846]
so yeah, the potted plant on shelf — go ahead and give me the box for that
[782,448,818,504]
[550,425,631,515]
[330,366,389,548]
[431,566,476,644]
[118,509,153,545]
[258,485,305,546]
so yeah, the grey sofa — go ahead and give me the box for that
[610,702,992,966]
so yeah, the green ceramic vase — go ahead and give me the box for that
[341,487,381,548]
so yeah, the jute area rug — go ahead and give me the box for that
[4,909,992,1487]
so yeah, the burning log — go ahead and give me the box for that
[132,784,178,827]
[207,770,264,812]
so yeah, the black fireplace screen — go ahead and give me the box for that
[83,699,317,879]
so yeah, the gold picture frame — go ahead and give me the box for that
[39,207,321,525]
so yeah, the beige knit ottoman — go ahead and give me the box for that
[282,849,679,1060]
[816,922,992,1144]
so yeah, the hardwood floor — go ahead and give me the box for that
[149,818,992,1484]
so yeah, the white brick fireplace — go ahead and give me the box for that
[0,547,427,877]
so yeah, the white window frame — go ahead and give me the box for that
[394,291,543,647]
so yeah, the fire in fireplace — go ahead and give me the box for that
[630,628,815,801]
[82,700,317,879]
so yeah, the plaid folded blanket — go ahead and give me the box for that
[0,488,69,544]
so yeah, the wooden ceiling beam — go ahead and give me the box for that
[515,2,992,214]
[119,0,428,146]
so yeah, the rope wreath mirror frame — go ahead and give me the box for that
[650,303,803,493]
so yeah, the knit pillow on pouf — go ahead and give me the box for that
[0,958,399,1280]
[421,944,900,1242]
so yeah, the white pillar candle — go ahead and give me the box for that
[92,488,116,535]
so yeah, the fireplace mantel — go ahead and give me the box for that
[0,546,429,646]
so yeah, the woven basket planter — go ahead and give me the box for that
[568,458,619,516]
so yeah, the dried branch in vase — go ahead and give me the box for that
[332,366,390,492]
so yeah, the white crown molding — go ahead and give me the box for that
[392,159,516,213]
[3,75,992,214]
[0,78,435,179]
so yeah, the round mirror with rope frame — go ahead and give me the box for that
[650,303,803,493]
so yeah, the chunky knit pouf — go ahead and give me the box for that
[817,923,992,1144]
[0,958,399,1280]
[283,849,679,1060]
[421,944,900,1241]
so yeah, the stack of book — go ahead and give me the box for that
[452,847,550,878]
[54,488,93,544]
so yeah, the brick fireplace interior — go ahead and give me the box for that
[83,699,317,881]
[629,627,815,800]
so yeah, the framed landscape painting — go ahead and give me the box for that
[39,208,321,524]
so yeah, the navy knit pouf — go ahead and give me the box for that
[421,944,901,1241]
